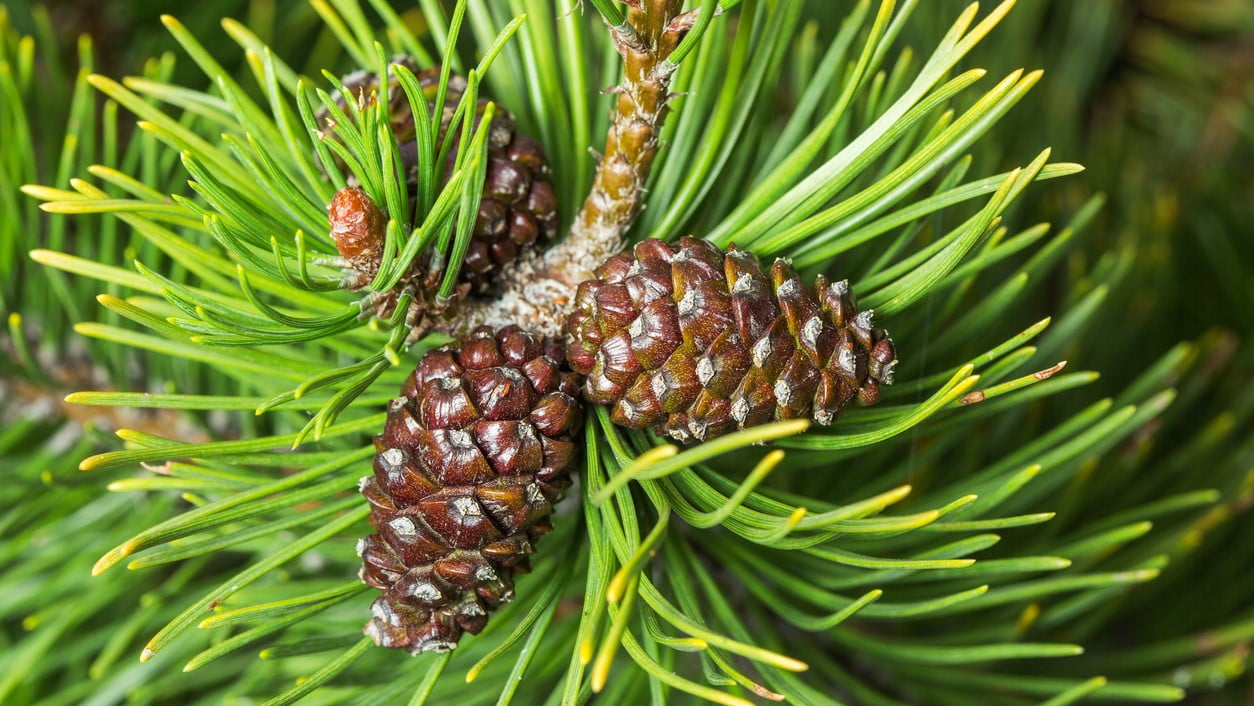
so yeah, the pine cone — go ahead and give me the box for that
[358,325,583,653]
[565,237,897,443]
[320,56,558,294]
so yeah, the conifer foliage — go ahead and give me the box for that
[320,59,558,297]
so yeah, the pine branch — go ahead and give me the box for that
[13,1,1253,704]
[448,0,704,337]
[557,0,691,267]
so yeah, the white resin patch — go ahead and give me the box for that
[652,371,677,399]
[688,418,709,441]
[370,601,388,621]
[629,316,645,338]
[411,582,441,601]
[428,641,458,653]
[517,422,537,442]
[801,316,824,348]
[838,345,856,375]
[774,379,793,406]
[452,497,482,518]
[752,337,773,367]
[382,448,405,467]
[526,483,545,505]
[677,286,699,315]
[388,516,418,537]
[881,359,898,384]
[696,357,716,386]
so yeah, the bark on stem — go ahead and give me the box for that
[443,1,692,339]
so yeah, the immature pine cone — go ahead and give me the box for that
[358,326,583,653]
[565,237,897,443]
[320,56,558,293]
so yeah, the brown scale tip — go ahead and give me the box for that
[328,186,386,263]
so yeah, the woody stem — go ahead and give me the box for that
[544,0,687,280]
[443,1,692,339]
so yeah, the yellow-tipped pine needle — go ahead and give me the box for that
[590,574,640,693]
[93,540,138,576]
[607,514,669,603]
[1017,603,1041,635]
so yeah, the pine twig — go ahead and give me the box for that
[449,1,697,337]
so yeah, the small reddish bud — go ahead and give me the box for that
[328,186,386,262]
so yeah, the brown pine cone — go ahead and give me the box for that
[565,237,897,443]
[320,56,558,294]
[358,325,583,653]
